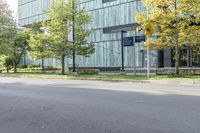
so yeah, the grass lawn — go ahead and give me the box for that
[0,72,199,81]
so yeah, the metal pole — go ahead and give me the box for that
[24,51,26,65]
[133,42,136,75]
[146,7,150,77]
[72,0,76,72]
[133,31,136,75]
[121,31,125,71]
[146,44,150,77]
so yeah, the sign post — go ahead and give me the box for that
[133,41,136,75]
[135,35,146,43]
[134,35,146,75]
[123,36,136,75]
[124,37,134,47]
[147,45,150,77]
[121,31,127,72]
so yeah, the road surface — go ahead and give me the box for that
[0,77,200,133]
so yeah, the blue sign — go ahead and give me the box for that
[135,35,146,43]
[124,37,134,47]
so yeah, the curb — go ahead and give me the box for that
[67,77,151,83]
[0,75,150,83]
[0,75,199,85]
[73,78,200,86]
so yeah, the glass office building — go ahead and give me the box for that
[18,0,159,69]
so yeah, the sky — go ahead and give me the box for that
[4,0,18,17]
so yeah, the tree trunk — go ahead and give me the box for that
[6,68,9,73]
[14,65,17,73]
[61,55,65,75]
[174,0,179,76]
[42,58,44,72]
[13,60,17,73]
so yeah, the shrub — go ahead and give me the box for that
[17,64,28,68]
[28,64,39,68]
[76,69,99,74]
[3,57,13,72]
[156,68,200,75]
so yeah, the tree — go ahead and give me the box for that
[0,0,12,26]
[179,0,200,50]
[0,56,13,73]
[0,0,13,54]
[29,23,51,71]
[68,0,95,72]
[42,0,72,75]
[135,0,200,75]
[30,0,94,75]
[0,0,29,73]
[2,28,29,73]
[13,30,30,72]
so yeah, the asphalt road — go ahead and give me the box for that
[0,77,200,133]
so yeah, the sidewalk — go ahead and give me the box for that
[0,77,199,96]
[1,74,199,86]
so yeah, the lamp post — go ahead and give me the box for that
[121,30,127,72]
[133,30,137,75]
[72,0,76,72]
[147,43,150,77]
[146,8,151,77]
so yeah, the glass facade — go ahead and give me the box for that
[18,0,50,26]
[18,0,158,68]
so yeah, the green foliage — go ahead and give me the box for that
[29,0,95,74]
[27,64,40,68]
[4,56,13,68]
[0,27,29,73]
[136,0,200,50]
[45,0,95,57]
[0,0,30,73]
[70,0,95,56]
[42,0,71,59]
[29,27,51,60]
[30,23,43,33]
[0,0,13,26]
[135,0,200,75]
[17,64,28,68]
[0,56,13,72]
[0,0,14,51]
[76,69,99,74]
[30,0,72,74]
